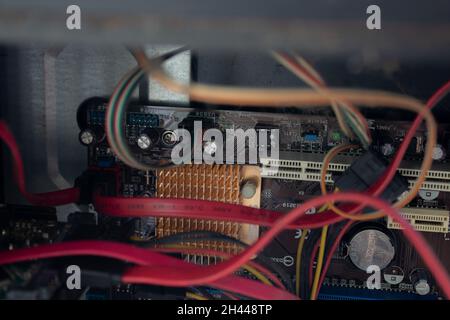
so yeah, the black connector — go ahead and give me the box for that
[334,150,409,203]
[74,168,118,205]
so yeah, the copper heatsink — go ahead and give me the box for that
[155,164,260,255]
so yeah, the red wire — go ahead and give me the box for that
[96,196,450,296]
[115,192,450,298]
[155,247,286,290]
[310,82,450,294]
[309,81,450,299]
[279,52,371,137]
[277,52,323,87]
[0,121,80,206]
[93,193,346,229]
[0,240,296,300]
[2,192,450,298]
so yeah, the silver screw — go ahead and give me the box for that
[137,134,152,150]
[80,129,94,145]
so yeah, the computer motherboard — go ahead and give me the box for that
[1,84,450,300]
[62,97,450,300]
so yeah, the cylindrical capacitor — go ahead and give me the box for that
[410,269,431,296]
